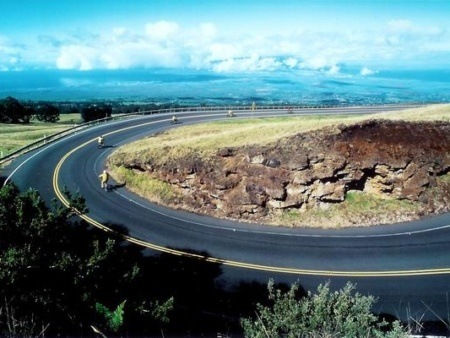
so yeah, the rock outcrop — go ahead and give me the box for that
[116,120,450,225]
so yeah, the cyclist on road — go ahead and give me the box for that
[99,170,109,191]
[97,135,105,148]
[227,110,235,117]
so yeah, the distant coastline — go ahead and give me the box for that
[1,68,450,105]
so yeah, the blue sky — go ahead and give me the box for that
[1,0,450,74]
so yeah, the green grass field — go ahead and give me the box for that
[0,113,82,157]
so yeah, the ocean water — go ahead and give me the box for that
[0,67,449,105]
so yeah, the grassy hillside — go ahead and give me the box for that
[108,104,450,228]
[0,113,82,157]
[112,104,450,166]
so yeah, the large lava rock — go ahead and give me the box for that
[120,120,450,222]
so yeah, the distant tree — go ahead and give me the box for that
[59,104,80,115]
[0,96,34,123]
[81,104,112,122]
[34,103,60,122]
[241,280,409,338]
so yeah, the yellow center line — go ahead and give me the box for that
[52,116,450,277]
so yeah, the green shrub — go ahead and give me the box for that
[241,280,409,338]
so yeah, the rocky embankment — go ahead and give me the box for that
[115,120,450,226]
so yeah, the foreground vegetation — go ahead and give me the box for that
[242,281,409,338]
[0,184,413,337]
[0,184,173,336]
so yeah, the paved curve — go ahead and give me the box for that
[3,106,450,319]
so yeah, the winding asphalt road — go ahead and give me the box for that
[3,106,450,320]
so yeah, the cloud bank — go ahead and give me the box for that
[1,19,449,73]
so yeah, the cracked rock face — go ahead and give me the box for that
[119,120,450,223]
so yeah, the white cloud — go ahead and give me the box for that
[207,43,243,61]
[57,40,185,70]
[360,67,377,76]
[112,27,128,36]
[54,22,186,70]
[388,19,415,33]
[212,55,282,72]
[56,45,98,70]
[2,17,449,73]
[299,56,334,70]
[284,57,299,68]
[327,65,340,75]
[0,35,23,70]
[199,23,217,40]
[145,21,179,40]
[9,56,18,64]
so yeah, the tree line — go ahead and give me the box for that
[0,96,112,124]
[0,96,188,124]
[0,97,59,123]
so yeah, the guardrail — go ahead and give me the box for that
[0,103,425,165]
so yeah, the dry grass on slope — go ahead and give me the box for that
[107,104,450,228]
[110,104,450,166]
[111,114,362,165]
[374,104,450,122]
